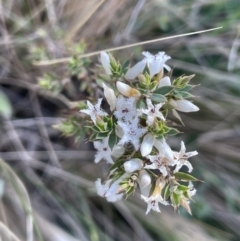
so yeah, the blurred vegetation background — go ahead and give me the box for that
[0,0,240,240]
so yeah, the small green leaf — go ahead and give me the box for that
[109,159,124,171]
[121,59,130,74]
[166,128,180,136]
[89,132,98,141]
[179,84,195,92]
[153,86,174,95]
[96,132,109,139]
[125,186,135,197]
[108,130,117,149]
[173,91,182,99]
[174,172,201,182]
[151,93,166,103]
[177,185,190,191]
[164,184,170,200]
[136,99,146,109]
[155,134,164,141]
[178,91,194,99]
[171,192,181,206]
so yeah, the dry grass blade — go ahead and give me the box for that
[32,27,223,66]
[0,221,22,241]
[65,0,106,42]
[0,159,33,241]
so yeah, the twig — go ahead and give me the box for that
[29,93,61,168]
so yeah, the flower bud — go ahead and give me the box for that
[124,158,143,173]
[102,83,116,111]
[100,52,111,75]
[175,99,199,112]
[116,81,141,99]
[141,133,154,157]
[139,170,151,188]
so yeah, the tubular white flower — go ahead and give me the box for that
[141,178,168,214]
[141,98,165,125]
[96,173,131,202]
[154,139,174,163]
[102,83,116,111]
[124,158,143,173]
[140,133,154,157]
[93,136,115,164]
[143,51,171,78]
[174,99,199,112]
[173,141,198,173]
[114,96,137,122]
[80,98,108,124]
[116,81,141,99]
[118,117,147,150]
[100,51,111,75]
[125,51,171,80]
[125,60,146,80]
[141,195,169,214]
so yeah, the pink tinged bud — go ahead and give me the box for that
[139,170,151,188]
[102,83,116,111]
[141,133,154,157]
[158,76,171,87]
[125,60,146,80]
[100,51,111,75]
[124,158,143,173]
[174,99,199,112]
[116,81,141,99]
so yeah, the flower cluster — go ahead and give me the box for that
[81,51,200,215]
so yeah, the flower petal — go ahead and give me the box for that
[175,100,199,112]
[100,51,111,75]
[125,60,146,80]
[158,76,171,87]
[124,158,143,173]
[139,170,151,189]
[141,133,154,156]
[102,83,116,111]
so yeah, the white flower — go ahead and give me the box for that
[102,83,116,111]
[100,51,111,75]
[140,133,154,157]
[94,136,115,164]
[125,51,171,79]
[169,99,199,112]
[118,117,147,150]
[145,153,175,177]
[173,141,198,173]
[141,195,169,214]
[157,77,199,113]
[141,98,165,125]
[96,179,123,202]
[154,139,174,163]
[95,173,131,202]
[80,98,108,124]
[141,178,168,214]
[124,158,143,173]
[116,81,141,99]
[114,96,137,123]
[188,181,197,197]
